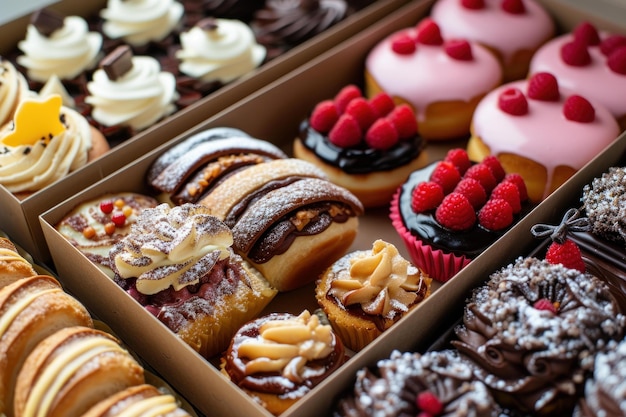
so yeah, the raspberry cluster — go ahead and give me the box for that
[411,149,528,232]
[389,18,474,61]
[309,84,418,150]
[498,72,596,123]
[561,22,626,74]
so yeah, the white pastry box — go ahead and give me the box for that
[0,0,412,262]
[39,0,626,416]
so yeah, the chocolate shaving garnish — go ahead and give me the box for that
[197,17,219,32]
[31,8,64,37]
[100,45,134,81]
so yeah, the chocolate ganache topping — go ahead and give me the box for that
[223,310,345,396]
[453,257,626,415]
[298,120,424,174]
[334,349,501,417]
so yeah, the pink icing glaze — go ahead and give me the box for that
[430,0,555,65]
[365,25,502,123]
[529,31,626,119]
[472,79,620,199]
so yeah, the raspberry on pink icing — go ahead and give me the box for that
[430,0,555,65]
[365,24,501,123]
[471,78,620,200]
[529,27,626,120]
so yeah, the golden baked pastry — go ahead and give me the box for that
[0,237,37,288]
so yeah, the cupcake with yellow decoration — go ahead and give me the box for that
[0,94,108,198]
[315,239,431,352]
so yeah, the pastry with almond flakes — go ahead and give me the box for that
[220,310,346,416]
[293,84,428,208]
[315,239,431,352]
[390,148,534,282]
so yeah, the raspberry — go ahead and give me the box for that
[560,40,591,66]
[527,72,560,101]
[461,0,485,9]
[465,163,497,193]
[444,148,471,175]
[416,391,444,415]
[309,100,339,133]
[608,46,626,75]
[563,95,595,123]
[453,177,487,209]
[111,211,127,227]
[533,298,558,314]
[573,21,600,46]
[328,114,362,147]
[444,39,473,61]
[415,18,443,46]
[411,181,444,213]
[365,118,399,150]
[498,87,528,116]
[430,161,462,194]
[334,84,362,113]
[345,97,378,131]
[545,239,586,272]
[501,0,525,14]
[600,34,626,56]
[369,92,395,117]
[100,200,114,214]
[482,155,506,181]
[503,173,528,201]
[386,104,418,139]
[478,198,513,231]
[391,32,417,55]
[491,181,521,213]
[435,193,476,231]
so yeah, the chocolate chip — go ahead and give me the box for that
[100,45,134,81]
[197,17,218,32]
[31,8,64,37]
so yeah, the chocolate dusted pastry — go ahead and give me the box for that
[221,310,346,415]
[199,158,364,292]
[110,203,277,358]
[453,257,626,416]
[574,338,626,417]
[147,134,287,205]
[334,349,503,417]
[251,0,353,58]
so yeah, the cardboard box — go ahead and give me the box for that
[39,1,626,416]
[0,0,412,262]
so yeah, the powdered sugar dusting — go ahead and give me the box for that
[582,166,626,245]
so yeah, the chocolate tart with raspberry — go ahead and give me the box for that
[390,148,534,282]
[293,84,428,208]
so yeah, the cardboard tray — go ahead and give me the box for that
[39,1,626,416]
[0,0,412,263]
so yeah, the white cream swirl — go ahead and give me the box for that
[238,310,334,382]
[101,0,184,47]
[111,203,233,295]
[16,16,102,82]
[330,240,427,318]
[85,56,177,131]
[0,107,92,193]
[177,18,266,83]
[0,59,33,126]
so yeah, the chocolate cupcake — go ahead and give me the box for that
[453,257,626,416]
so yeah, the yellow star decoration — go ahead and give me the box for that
[2,94,66,147]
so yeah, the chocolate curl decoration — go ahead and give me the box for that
[31,8,64,37]
[531,208,591,244]
[101,45,134,81]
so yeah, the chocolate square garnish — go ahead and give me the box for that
[100,45,134,81]
[31,8,64,37]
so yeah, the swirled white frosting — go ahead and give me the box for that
[0,106,92,193]
[100,0,184,47]
[111,204,234,295]
[85,56,177,131]
[16,16,102,82]
[177,18,266,83]
[0,59,33,126]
